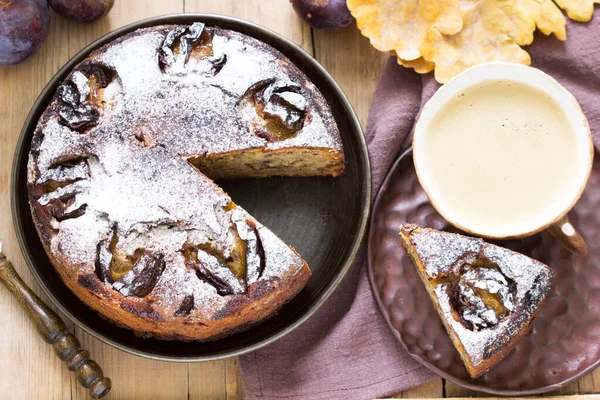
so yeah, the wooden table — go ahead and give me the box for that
[0,1,598,398]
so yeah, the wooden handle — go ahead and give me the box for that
[548,215,588,257]
[0,244,111,398]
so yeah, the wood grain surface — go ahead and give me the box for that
[0,1,598,399]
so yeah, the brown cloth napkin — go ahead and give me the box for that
[240,15,600,400]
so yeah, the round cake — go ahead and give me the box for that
[27,22,344,341]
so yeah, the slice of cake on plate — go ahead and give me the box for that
[399,224,553,378]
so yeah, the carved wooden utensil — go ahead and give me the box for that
[0,240,111,398]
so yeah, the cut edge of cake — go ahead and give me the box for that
[189,147,344,180]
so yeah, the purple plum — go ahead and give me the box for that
[290,0,354,30]
[0,0,50,66]
[48,0,114,24]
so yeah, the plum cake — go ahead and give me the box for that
[27,23,344,341]
[399,224,552,378]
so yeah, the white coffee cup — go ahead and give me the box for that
[413,62,594,256]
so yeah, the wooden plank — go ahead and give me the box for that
[225,357,243,400]
[186,358,242,400]
[312,23,388,128]
[438,375,594,398]
[579,368,600,394]
[442,373,587,398]
[395,379,444,398]
[71,344,188,400]
[444,379,488,397]
[543,380,582,396]
[184,0,313,54]
[187,361,226,400]
[432,371,599,398]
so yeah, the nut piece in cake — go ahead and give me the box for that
[399,223,553,378]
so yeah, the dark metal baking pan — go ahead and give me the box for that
[12,14,371,361]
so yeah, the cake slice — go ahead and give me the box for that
[399,224,553,378]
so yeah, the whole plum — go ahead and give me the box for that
[290,0,354,30]
[0,0,50,66]
[48,0,115,24]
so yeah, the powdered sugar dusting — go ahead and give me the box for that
[408,228,483,278]
[27,24,331,327]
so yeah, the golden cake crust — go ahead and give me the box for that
[27,23,343,341]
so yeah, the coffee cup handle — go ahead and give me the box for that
[548,215,588,256]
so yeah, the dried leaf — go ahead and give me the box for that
[492,0,567,44]
[526,0,567,40]
[350,0,577,83]
[397,58,435,74]
[392,51,435,73]
[554,0,600,22]
[419,0,534,83]
[347,0,463,61]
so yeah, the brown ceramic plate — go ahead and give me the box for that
[11,14,370,361]
[368,148,600,395]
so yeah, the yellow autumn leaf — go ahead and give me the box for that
[347,0,579,83]
[419,0,532,83]
[496,0,567,44]
[391,51,435,73]
[554,0,600,22]
[527,0,567,40]
[418,0,568,82]
[347,0,464,61]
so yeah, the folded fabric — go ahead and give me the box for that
[241,16,600,400]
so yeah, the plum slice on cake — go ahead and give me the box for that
[399,224,553,378]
